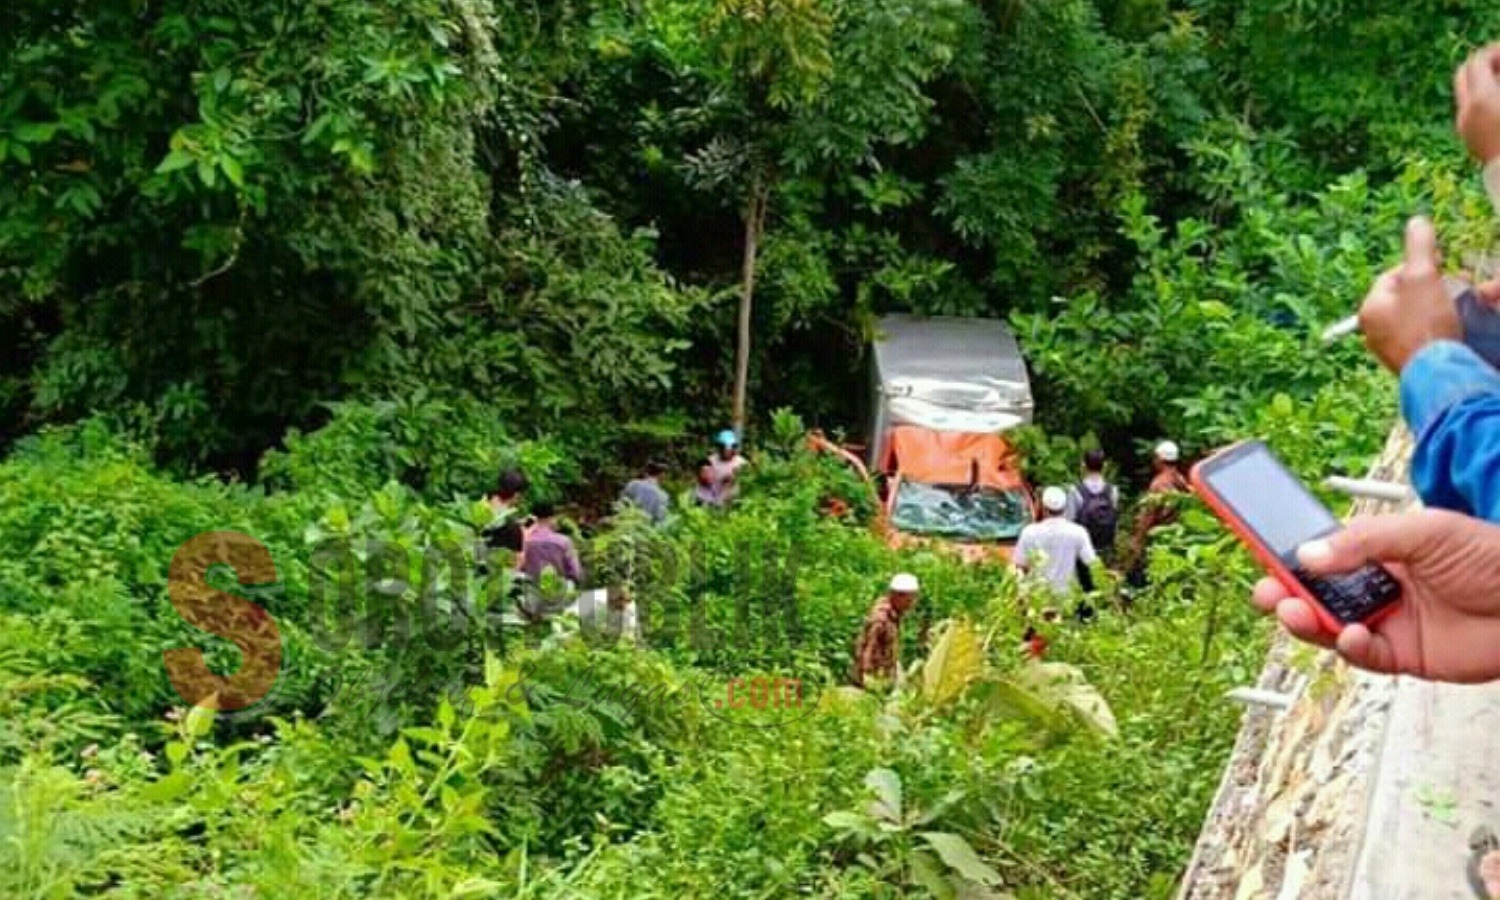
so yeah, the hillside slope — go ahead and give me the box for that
[1180,428,1500,899]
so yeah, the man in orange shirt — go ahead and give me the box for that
[853,573,919,687]
[1126,441,1189,591]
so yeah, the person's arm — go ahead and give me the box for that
[1011,532,1031,572]
[1063,488,1080,522]
[565,542,585,584]
[1402,340,1500,522]
[853,624,878,685]
[1078,529,1098,567]
[1456,45,1500,213]
[1075,561,1095,593]
[1076,530,1098,592]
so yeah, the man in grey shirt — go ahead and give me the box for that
[620,461,671,525]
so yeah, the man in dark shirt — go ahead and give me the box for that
[482,468,528,553]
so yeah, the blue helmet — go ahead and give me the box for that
[715,429,739,448]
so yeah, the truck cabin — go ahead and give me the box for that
[870,315,1037,544]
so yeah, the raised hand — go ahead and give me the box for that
[1358,217,1462,373]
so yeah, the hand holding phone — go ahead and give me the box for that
[1192,440,1401,633]
[1250,509,1500,683]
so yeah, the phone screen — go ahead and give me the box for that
[1200,445,1339,560]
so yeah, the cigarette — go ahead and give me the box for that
[1322,476,1414,503]
[1321,277,1469,345]
[1320,315,1361,343]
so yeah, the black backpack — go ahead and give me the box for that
[1074,482,1119,552]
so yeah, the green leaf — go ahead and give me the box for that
[921,619,983,707]
[14,122,59,144]
[864,767,902,822]
[197,160,217,188]
[156,150,194,174]
[388,737,415,774]
[141,770,193,803]
[185,703,216,739]
[909,849,957,899]
[919,832,1003,887]
[450,878,503,897]
[401,726,445,746]
[822,810,871,832]
[1015,661,1118,738]
[220,156,244,187]
[303,112,335,145]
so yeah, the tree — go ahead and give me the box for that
[690,0,834,433]
[660,0,968,431]
[0,0,501,465]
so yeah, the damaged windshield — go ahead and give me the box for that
[890,480,1031,542]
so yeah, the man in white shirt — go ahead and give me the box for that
[1013,486,1098,595]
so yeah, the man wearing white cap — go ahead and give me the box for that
[1013,487,1098,595]
[1126,440,1191,589]
[853,573,920,687]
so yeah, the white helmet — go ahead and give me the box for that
[889,573,920,593]
[1155,440,1181,463]
[1041,486,1068,513]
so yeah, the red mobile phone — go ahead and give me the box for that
[1191,440,1401,634]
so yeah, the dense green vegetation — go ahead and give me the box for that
[4,0,1500,896]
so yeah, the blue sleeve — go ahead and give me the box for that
[1401,340,1500,522]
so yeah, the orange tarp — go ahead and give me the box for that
[879,425,1026,491]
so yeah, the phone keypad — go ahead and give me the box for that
[1291,564,1402,624]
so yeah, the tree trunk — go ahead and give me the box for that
[732,181,768,434]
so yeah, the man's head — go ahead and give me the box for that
[1041,486,1068,518]
[1083,448,1106,475]
[715,429,739,459]
[887,572,920,612]
[495,468,529,502]
[531,501,558,523]
[1154,441,1181,471]
[644,460,667,481]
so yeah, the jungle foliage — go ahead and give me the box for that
[3,0,1500,897]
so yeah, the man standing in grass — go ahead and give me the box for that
[853,573,920,688]
[1066,449,1121,563]
[696,430,748,507]
[518,501,584,588]
[482,467,529,554]
[1126,441,1190,589]
[620,461,671,525]
[1014,487,1098,596]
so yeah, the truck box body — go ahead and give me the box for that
[869,314,1034,468]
